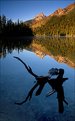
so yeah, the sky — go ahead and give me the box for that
[0,0,74,22]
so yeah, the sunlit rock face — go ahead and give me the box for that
[24,3,75,29]
[34,13,46,21]
[64,3,75,13]
[51,8,65,16]
[50,3,75,16]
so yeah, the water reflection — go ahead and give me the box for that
[0,36,75,67]
[0,40,75,121]
[31,37,75,68]
[14,57,68,113]
[0,36,33,58]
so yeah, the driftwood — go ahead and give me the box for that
[14,56,68,113]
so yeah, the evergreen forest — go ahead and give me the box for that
[0,15,33,36]
[33,8,75,37]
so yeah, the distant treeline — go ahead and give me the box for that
[33,8,75,37]
[0,15,34,36]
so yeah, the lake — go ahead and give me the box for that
[0,36,75,121]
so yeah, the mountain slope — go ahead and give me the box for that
[34,13,46,21]
[50,3,75,16]
[33,3,75,36]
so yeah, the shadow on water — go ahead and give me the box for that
[14,57,68,113]
[0,36,33,58]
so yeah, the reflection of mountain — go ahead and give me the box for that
[31,41,75,68]
[32,49,45,58]
[31,43,46,58]
[53,56,75,68]
[0,36,75,68]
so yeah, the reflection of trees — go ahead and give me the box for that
[0,36,75,67]
[0,15,34,58]
[32,37,75,63]
[0,37,33,58]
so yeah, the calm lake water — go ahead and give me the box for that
[0,37,75,121]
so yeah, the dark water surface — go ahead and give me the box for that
[0,37,75,121]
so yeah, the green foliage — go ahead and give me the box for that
[34,8,75,36]
[33,37,75,62]
[0,15,34,36]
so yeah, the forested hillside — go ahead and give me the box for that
[33,8,75,37]
[0,3,75,37]
[0,15,33,36]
